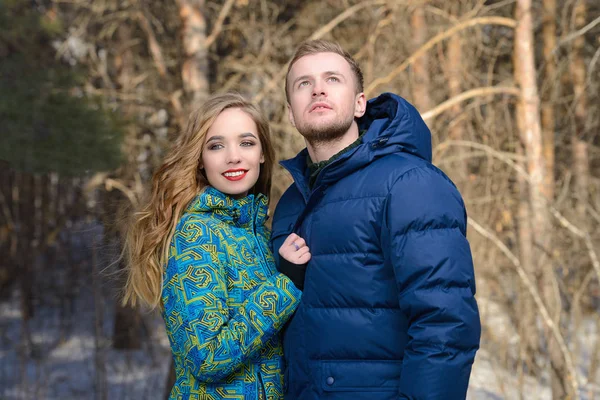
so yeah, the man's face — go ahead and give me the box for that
[287,52,366,143]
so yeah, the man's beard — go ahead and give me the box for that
[296,115,354,146]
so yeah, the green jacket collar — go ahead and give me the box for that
[307,131,365,189]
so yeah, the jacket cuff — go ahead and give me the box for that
[278,256,306,290]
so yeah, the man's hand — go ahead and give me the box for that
[279,233,311,264]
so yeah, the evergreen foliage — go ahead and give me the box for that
[0,0,123,176]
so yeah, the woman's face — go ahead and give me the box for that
[201,107,264,198]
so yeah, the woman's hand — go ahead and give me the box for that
[279,233,311,265]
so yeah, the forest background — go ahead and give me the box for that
[1,0,599,399]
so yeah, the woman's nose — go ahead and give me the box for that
[226,148,241,164]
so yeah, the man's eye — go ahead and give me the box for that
[298,81,309,88]
[327,76,339,82]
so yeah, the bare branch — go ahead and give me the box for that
[556,15,600,48]
[169,89,187,129]
[587,45,600,86]
[84,173,139,208]
[365,16,517,96]
[421,86,520,121]
[204,0,236,48]
[468,217,579,396]
[253,0,388,103]
[136,11,167,77]
[547,208,600,291]
[439,140,600,307]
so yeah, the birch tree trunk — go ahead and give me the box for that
[446,36,463,143]
[570,0,589,218]
[443,3,468,190]
[515,94,538,381]
[410,3,432,113]
[514,1,570,398]
[178,0,210,111]
[541,0,556,202]
[540,0,564,385]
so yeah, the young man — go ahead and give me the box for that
[271,40,481,399]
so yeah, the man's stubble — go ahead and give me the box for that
[295,113,354,147]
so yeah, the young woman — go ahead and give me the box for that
[122,93,310,399]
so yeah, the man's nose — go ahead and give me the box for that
[312,81,326,97]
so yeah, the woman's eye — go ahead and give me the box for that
[241,141,255,147]
[208,143,223,150]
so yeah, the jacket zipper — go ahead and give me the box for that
[257,369,265,400]
[252,212,271,274]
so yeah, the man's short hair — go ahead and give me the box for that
[285,40,364,102]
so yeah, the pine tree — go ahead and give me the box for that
[0,0,123,176]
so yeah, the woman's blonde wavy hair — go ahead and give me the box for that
[122,92,275,310]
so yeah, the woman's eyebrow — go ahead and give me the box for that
[206,133,256,143]
[205,135,223,144]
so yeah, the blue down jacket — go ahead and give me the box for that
[270,93,481,399]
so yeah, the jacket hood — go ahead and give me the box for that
[358,92,431,162]
[185,186,268,227]
[281,93,432,195]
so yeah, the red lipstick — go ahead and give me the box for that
[222,169,248,181]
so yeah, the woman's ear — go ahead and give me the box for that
[260,152,265,163]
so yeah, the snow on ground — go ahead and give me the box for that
[0,287,171,400]
[1,220,598,399]
[467,350,551,400]
[0,221,172,400]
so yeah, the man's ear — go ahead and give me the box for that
[287,103,296,128]
[354,92,367,118]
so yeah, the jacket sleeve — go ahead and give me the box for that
[381,166,481,399]
[169,218,302,383]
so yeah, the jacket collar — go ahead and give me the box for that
[185,186,268,228]
[281,93,432,196]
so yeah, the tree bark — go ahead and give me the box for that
[178,0,210,111]
[410,4,432,114]
[446,36,462,142]
[442,4,468,190]
[0,164,17,296]
[515,103,539,378]
[541,0,556,202]
[18,171,35,321]
[570,0,589,218]
[540,2,565,395]
[514,1,569,398]
[111,24,142,351]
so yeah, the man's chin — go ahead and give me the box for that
[300,127,349,143]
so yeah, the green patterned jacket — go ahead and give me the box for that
[162,187,302,400]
